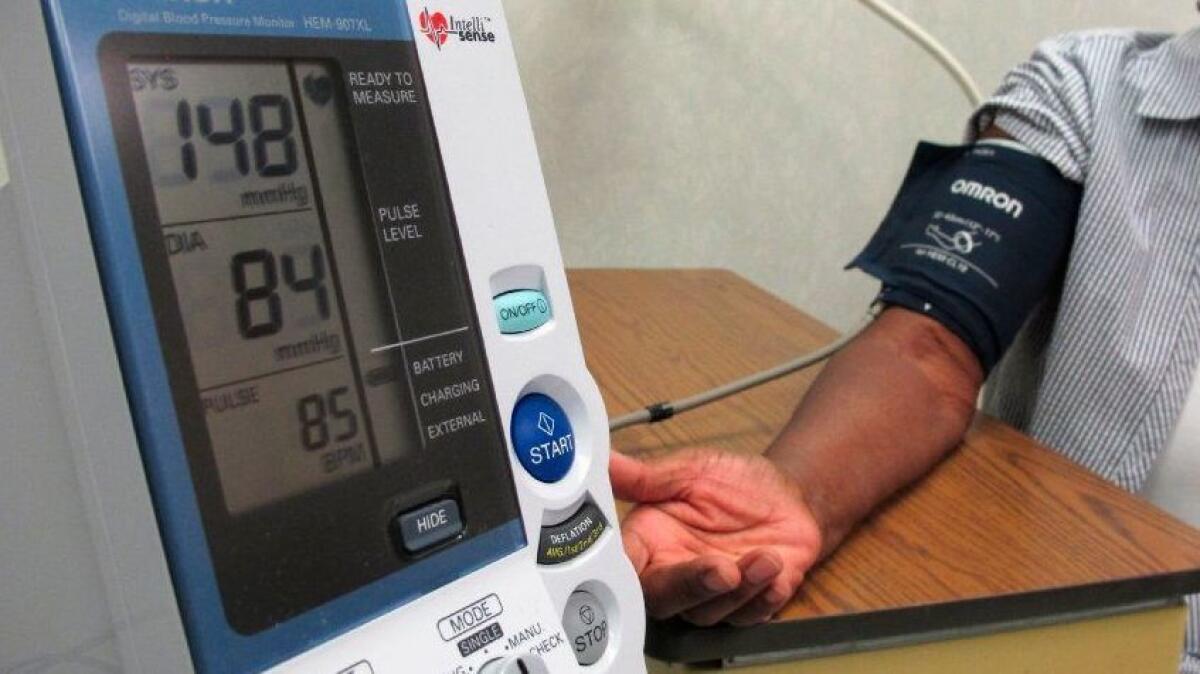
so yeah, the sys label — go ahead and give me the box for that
[438,593,503,641]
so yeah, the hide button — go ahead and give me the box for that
[394,498,463,554]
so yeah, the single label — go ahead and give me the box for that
[457,622,504,657]
[438,594,504,641]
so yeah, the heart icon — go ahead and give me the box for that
[303,73,334,107]
[419,8,450,48]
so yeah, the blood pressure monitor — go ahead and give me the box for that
[0,1,644,672]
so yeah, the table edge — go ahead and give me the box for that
[645,569,1200,664]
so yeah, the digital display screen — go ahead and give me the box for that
[129,60,415,514]
[105,35,524,633]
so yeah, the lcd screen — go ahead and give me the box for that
[103,33,525,636]
[128,60,416,514]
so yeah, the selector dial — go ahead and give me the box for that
[478,654,550,674]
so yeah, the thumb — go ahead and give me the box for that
[620,525,651,574]
[609,450,693,504]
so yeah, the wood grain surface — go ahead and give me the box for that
[569,268,1200,621]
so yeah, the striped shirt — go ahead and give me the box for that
[967,27,1200,673]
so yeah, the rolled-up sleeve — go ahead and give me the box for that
[967,34,1095,183]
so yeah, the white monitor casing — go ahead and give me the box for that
[0,1,645,672]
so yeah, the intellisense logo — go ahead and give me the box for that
[419,7,496,49]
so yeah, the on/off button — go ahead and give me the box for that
[494,289,552,334]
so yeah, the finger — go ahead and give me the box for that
[725,574,799,627]
[641,555,741,620]
[607,451,641,500]
[678,550,783,627]
[608,451,694,504]
[620,524,651,574]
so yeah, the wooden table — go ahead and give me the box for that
[569,268,1200,673]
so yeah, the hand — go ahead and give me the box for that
[610,448,822,626]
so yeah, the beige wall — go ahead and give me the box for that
[505,1,1197,330]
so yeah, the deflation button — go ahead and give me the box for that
[538,501,609,565]
[511,393,575,483]
[494,289,552,334]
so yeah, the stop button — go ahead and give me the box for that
[563,590,609,665]
[510,393,575,483]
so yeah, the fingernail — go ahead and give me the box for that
[703,567,735,592]
[746,557,780,584]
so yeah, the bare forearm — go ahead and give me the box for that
[765,307,983,558]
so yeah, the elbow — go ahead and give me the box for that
[882,307,984,438]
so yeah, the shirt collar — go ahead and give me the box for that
[1136,27,1200,121]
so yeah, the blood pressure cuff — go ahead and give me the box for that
[848,141,1082,372]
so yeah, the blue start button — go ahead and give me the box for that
[511,393,575,483]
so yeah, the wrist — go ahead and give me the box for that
[763,443,844,560]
